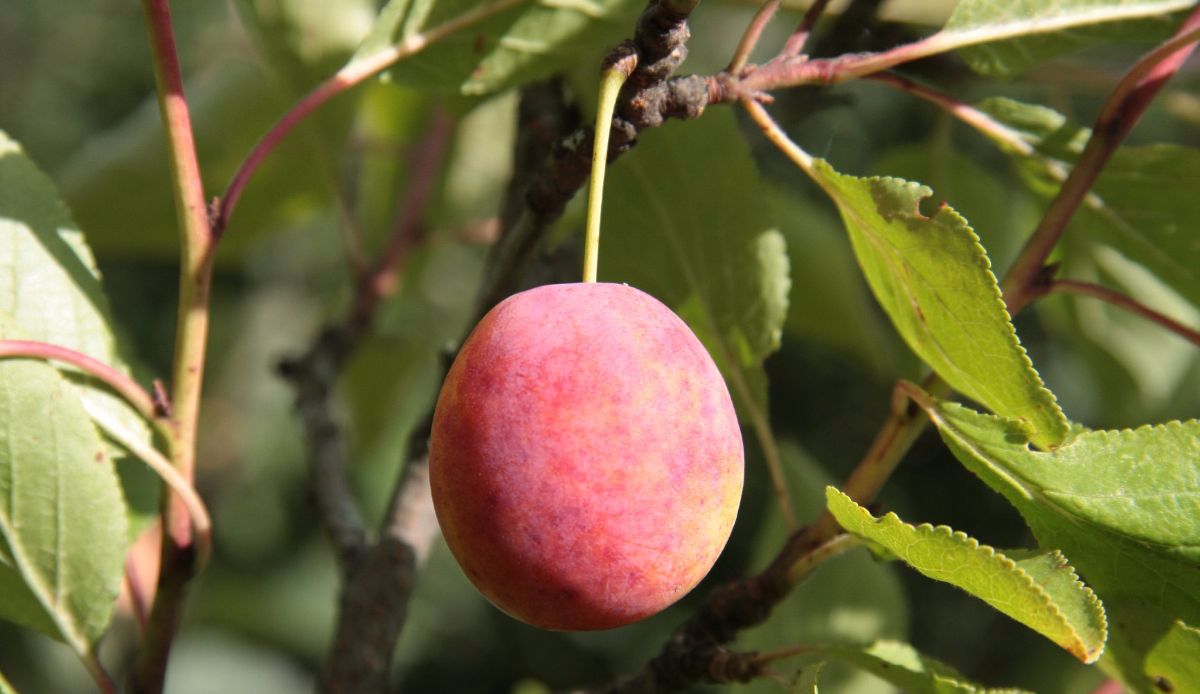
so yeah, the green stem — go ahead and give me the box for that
[582,65,633,283]
[136,0,215,690]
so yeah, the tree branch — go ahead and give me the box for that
[477,0,711,316]
[275,104,454,692]
[728,1,783,75]
[0,340,163,434]
[1039,278,1200,349]
[779,0,834,57]
[1001,9,1200,313]
[134,0,216,689]
[214,0,528,237]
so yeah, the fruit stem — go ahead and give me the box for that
[582,63,632,283]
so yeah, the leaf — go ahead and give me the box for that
[0,670,14,694]
[826,487,1107,663]
[922,398,1200,689]
[808,640,1031,694]
[58,62,349,261]
[944,0,1193,78]
[808,159,1068,449]
[0,131,146,432]
[0,356,128,655]
[1145,620,1200,692]
[979,97,1200,312]
[352,0,642,96]
[0,130,155,536]
[791,663,822,694]
[600,109,790,483]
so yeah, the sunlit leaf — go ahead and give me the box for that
[0,130,156,537]
[922,397,1200,688]
[808,159,1068,449]
[353,0,641,96]
[808,640,1031,693]
[0,355,127,655]
[945,0,1193,77]
[826,488,1106,663]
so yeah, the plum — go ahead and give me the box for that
[429,282,743,631]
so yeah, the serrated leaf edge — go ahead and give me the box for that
[826,487,1106,663]
[813,160,1069,449]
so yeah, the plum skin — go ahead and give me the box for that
[429,282,744,631]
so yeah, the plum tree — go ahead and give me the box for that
[429,282,744,631]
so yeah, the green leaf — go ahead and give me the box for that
[980,97,1200,312]
[0,130,156,537]
[58,62,345,261]
[0,670,15,694]
[791,663,822,694]
[922,398,1200,689]
[808,159,1068,449]
[807,640,1031,694]
[233,0,376,87]
[353,0,642,96]
[944,0,1193,78]
[0,131,146,435]
[1146,620,1200,692]
[0,357,128,654]
[600,109,790,479]
[826,487,1107,663]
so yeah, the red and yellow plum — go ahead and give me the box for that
[429,282,743,631]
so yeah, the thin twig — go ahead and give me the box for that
[866,72,1035,156]
[278,107,455,691]
[350,107,456,333]
[214,0,528,236]
[84,405,213,570]
[283,106,456,572]
[0,340,165,437]
[135,0,216,690]
[736,11,1200,96]
[1040,278,1200,349]
[780,0,835,57]
[728,1,783,75]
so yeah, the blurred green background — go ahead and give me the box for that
[1,0,1197,691]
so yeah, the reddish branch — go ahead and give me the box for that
[134,0,216,690]
[1037,278,1200,349]
[0,340,159,426]
[1002,8,1200,313]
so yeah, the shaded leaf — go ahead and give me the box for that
[808,640,1030,694]
[826,487,1106,663]
[979,97,1200,311]
[732,443,908,694]
[601,109,790,471]
[1145,620,1200,692]
[0,356,127,654]
[353,0,641,96]
[808,159,1067,449]
[58,62,343,261]
[945,0,1193,77]
[922,398,1200,689]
